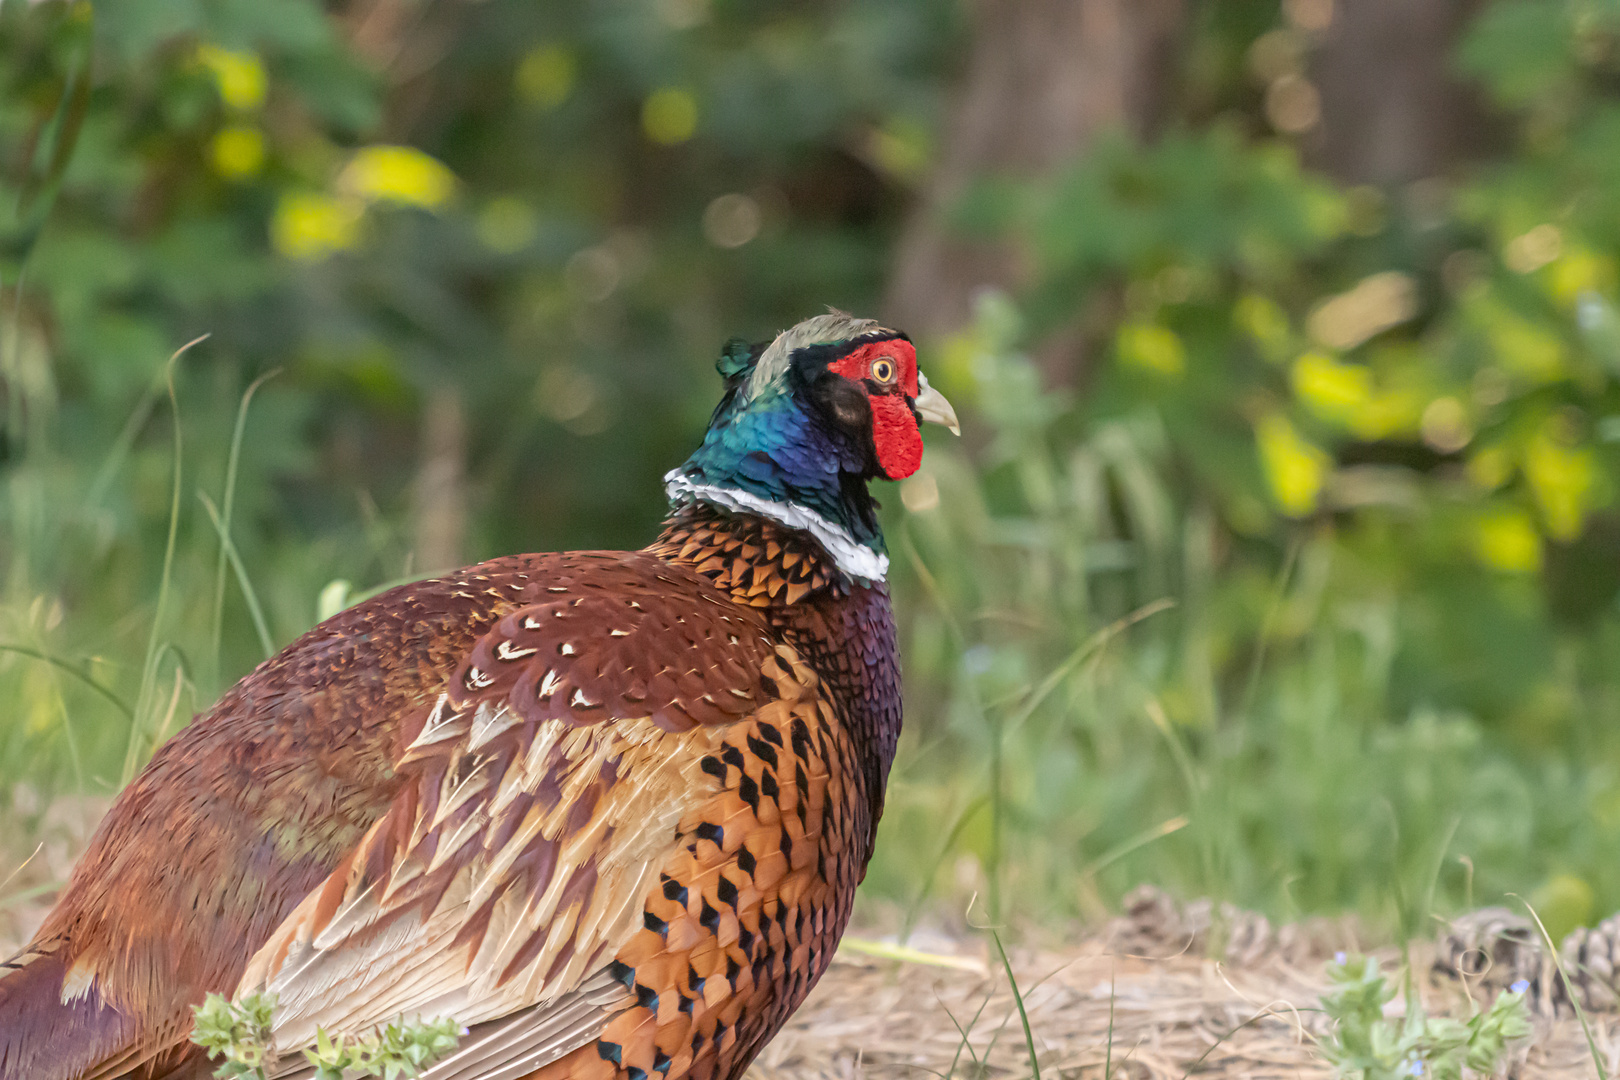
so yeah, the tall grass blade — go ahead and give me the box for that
[199,492,274,660]
[0,843,42,899]
[1415,815,1462,944]
[0,880,61,910]
[86,378,164,509]
[149,660,191,751]
[1235,536,1300,726]
[1177,1010,1274,1080]
[903,530,1006,917]
[0,643,133,719]
[1005,597,1175,737]
[941,991,992,1080]
[991,932,1041,1080]
[836,937,985,973]
[122,337,206,785]
[1144,698,1201,799]
[902,793,989,944]
[1084,814,1189,878]
[210,369,279,684]
[1513,894,1610,1080]
[1104,972,1115,1080]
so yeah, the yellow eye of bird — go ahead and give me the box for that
[871,357,896,384]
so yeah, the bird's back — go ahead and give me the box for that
[0,552,662,1079]
[0,529,901,1080]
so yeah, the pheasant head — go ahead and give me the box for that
[665,311,958,582]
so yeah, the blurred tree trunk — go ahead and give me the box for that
[884,0,1185,353]
[413,386,467,573]
[1306,0,1496,186]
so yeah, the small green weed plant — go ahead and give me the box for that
[191,992,463,1080]
[1316,954,1531,1080]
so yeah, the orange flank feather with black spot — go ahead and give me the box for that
[0,312,957,1080]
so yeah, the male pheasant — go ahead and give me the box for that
[0,312,958,1080]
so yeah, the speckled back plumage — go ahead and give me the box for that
[0,314,954,1080]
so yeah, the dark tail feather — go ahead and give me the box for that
[0,942,140,1080]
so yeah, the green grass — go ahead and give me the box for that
[863,309,1620,940]
[5,309,1620,970]
[6,319,1620,950]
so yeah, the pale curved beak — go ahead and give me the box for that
[914,373,961,436]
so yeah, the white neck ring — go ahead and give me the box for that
[663,470,889,583]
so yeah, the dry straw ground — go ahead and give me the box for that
[759,922,1616,1080]
[3,805,1615,1079]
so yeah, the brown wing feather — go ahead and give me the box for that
[0,553,575,1080]
[411,644,857,1080]
[238,565,788,1073]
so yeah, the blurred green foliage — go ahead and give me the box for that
[883,0,1620,931]
[0,0,952,779]
[12,0,1620,943]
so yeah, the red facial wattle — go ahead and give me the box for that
[867,395,924,479]
[828,340,925,480]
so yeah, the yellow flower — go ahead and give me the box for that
[643,87,699,146]
[209,125,265,180]
[271,192,363,261]
[1473,507,1542,573]
[1524,428,1595,541]
[197,45,267,112]
[1291,351,1369,422]
[338,146,456,210]
[1116,322,1185,378]
[1256,414,1329,517]
[516,45,576,109]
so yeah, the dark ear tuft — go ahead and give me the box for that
[717,338,764,383]
[812,372,873,434]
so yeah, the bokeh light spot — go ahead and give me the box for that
[209,125,265,180]
[643,88,699,145]
[1504,224,1561,274]
[1265,74,1320,134]
[1307,272,1418,350]
[478,197,538,253]
[702,193,761,248]
[516,46,576,110]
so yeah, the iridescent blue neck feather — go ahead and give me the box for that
[665,316,890,583]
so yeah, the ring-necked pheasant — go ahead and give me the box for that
[0,312,958,1080]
